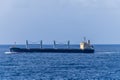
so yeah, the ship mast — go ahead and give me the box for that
[67,40,70,49]
[26,40,29,49]
[40,40,43,48]
[53,40,56,49]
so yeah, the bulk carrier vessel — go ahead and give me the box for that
[9,39,94,53]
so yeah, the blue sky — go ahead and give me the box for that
[0,0,120,44]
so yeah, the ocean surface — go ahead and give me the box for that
[0,44,120,80]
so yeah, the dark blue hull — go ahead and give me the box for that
[10,47,94,53]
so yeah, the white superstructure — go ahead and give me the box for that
[80,39,93,50]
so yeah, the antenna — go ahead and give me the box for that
[84,37,86,42]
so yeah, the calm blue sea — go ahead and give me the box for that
[0,45,120,80]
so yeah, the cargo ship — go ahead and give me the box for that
[9,39,94,53]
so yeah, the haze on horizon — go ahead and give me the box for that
[0,0,120,44]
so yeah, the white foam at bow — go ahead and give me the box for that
[4,52,18,54]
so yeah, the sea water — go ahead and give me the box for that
[0,45,120,80]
